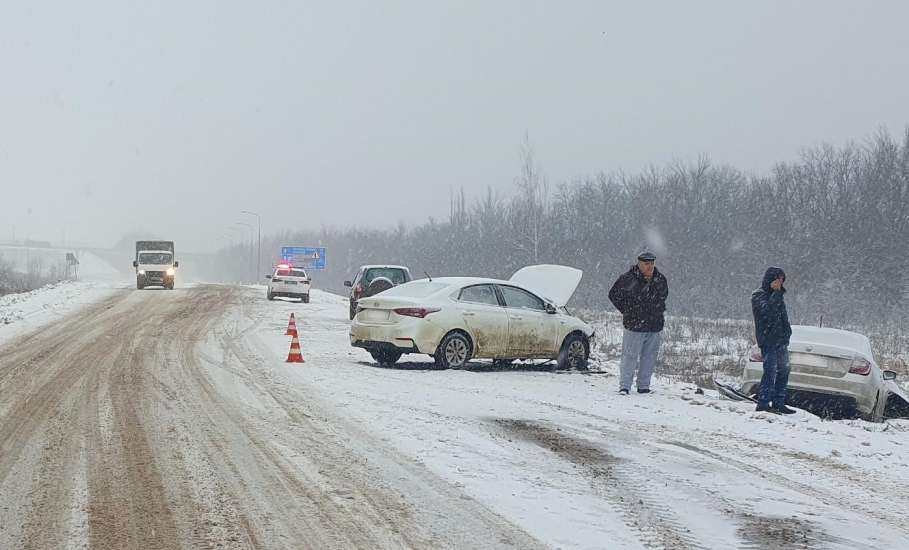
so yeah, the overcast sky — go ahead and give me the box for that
[2,1,908,252]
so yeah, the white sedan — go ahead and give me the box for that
[265,264,311,303]
[349,265,594,369]
[741,325,909,421]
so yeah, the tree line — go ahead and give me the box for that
[213,127,909,327]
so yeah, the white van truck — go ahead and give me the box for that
[133,240,179,290]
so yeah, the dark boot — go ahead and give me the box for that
[772,403,797,415]
[755,402,774,413]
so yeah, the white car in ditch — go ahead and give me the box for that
[349,265,595,369]
[741,325,909,422]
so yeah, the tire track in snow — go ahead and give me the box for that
[492,418,705,550]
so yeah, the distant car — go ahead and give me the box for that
[344,265,412,320]
[741,325,909,421]
[266,264,311,303]
[349,264,594,370]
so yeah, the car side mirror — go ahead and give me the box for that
[344,280,352,287]
[545,303,557,314]
[132,260,138,268]
[265,275,272,279]
[174,261,179,268]
[883,370,897,381]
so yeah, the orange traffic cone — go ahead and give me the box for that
[286,334,305,363]
[285,313,298,336]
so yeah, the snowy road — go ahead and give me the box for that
[1,284,908,549]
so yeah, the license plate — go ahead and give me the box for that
[363,309,390,322]
[285,281,297,285]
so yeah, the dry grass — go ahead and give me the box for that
[580,310,909,391]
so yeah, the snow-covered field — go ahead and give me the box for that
[240,289,909,548]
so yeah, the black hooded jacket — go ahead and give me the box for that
[608,265,668,332]
[751,267,792,350]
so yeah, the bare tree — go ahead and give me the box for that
[509,133,549,264]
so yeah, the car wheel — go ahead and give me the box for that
[557,333,589,370]
[434,332,472,370]
[267,291,274,301]
[302,294,310,304]
[370,349,402,367]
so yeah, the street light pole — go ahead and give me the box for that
[241,210,261,279]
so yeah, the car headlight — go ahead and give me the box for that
[138,270,146,275]
[166,268,175,276]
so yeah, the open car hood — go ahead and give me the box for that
[509,265,582,307]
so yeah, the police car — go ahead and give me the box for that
[266,264,311,303]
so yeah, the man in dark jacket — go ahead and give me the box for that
[608,252,668,395]
[751,266,795,414]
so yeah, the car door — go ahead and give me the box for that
[497,285,558,358]
[455,284,508,358]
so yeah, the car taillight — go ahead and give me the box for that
[749,345,763,363]
[849,359,871,376]
[394,307,440,318]
[272,277,282,282]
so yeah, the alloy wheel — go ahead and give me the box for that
[445,338,469,367]
[567,339,587,368]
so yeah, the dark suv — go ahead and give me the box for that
[344,265,412,320]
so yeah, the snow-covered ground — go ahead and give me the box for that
[0,248,127,344]
[238,289,909,549]
[4,282,909,548]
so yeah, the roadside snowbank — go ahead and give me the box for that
[0,281,118,346]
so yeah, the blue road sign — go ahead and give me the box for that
[280,246,327,270]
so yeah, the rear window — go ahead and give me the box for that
[364,268,409,285]
[276,268,307,278]
[381,281,446,298]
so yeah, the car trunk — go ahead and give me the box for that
[786,339,868,379]
[356,296,424,325]
[788,352,853,378]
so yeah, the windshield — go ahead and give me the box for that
[364,268,409,285]
[138,253,173,264]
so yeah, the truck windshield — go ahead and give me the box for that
[139,253,173,264]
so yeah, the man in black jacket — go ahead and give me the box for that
[608,252,669,395]
[751,267,795,414]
